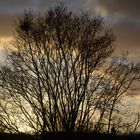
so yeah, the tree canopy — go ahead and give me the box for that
[0,4,139,135]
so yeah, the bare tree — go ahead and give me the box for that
[0,4,139,135]
[93,55,140,133]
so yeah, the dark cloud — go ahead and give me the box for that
[0,0,86,14]
[110,18,140,63]
[112,18,140,47]
[0,0,139,63]
[0,0,33,14]
[36,0,86,13]
[84,0,140,62]
[94,0,140,18]
[0,0,29,6]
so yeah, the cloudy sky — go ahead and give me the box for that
[0,0,140,63]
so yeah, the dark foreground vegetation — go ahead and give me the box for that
[0,132,140,140]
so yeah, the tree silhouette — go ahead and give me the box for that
[0,4,139,135]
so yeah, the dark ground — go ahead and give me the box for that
[0,132,140,140]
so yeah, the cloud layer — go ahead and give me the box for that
[0,0,139,62]
[95,0,140,18]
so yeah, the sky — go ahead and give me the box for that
[0,0,140,63]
